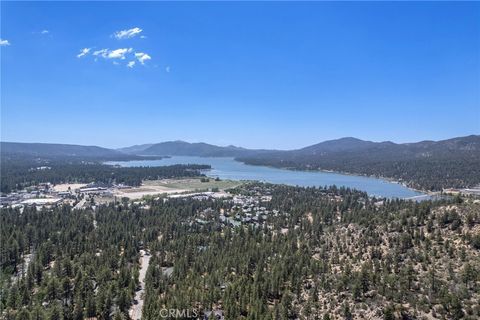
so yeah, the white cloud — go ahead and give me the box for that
[135,52,151,65]
[114,27,143,39]
[92,48,132,60]
[41,30,49,34]
[77,48,91,58]
[0,39,11,46]
[86,47,150,69]
[165,66,171,73]
[93,49,109,58]
[108,48,133,59]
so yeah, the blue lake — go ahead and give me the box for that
[106,156,424,199]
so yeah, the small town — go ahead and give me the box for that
[2,177,479,213]
[0,177,237,210]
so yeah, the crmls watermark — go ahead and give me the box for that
[157,308,199,318]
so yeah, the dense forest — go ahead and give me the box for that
[0,156,210,193]
[1,183,479,319]
[238,156,480,192]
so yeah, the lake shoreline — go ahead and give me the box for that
[233,160,432,197]
[105,157,425,199]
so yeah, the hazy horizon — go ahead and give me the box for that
[2,2,479,149]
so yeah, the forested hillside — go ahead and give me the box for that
[1,184,479,319]
[0,142,125,159]
[237,135,480,191]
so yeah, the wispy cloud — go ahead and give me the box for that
[113,27,143,40]
[108,48,133,59]
[135,52,151,65]
[76,28,153,69]
[81,44,151,68]
[32,30,51,36]
[0,39,11,46]
[92,48,133,60]
[77,48,91,58]
[93,49,109,58]
[165,66,171,73]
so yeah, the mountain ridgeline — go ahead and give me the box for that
[0,142,133,161]
[237,135,480,191]
[120,140,275,157]
[116,143,155,155]
[2,135,479,191]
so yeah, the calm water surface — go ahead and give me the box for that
[106,156,423,199]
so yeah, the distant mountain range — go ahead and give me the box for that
[240,135,480,162]
[1,142,124,159]
[3,135,479,160]
[2,135,479,190]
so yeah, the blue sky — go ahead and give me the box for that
[1,1,479,149]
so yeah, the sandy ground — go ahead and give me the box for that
[129,249,151,320]
[53,183,87,192]
[113,186,189,200]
